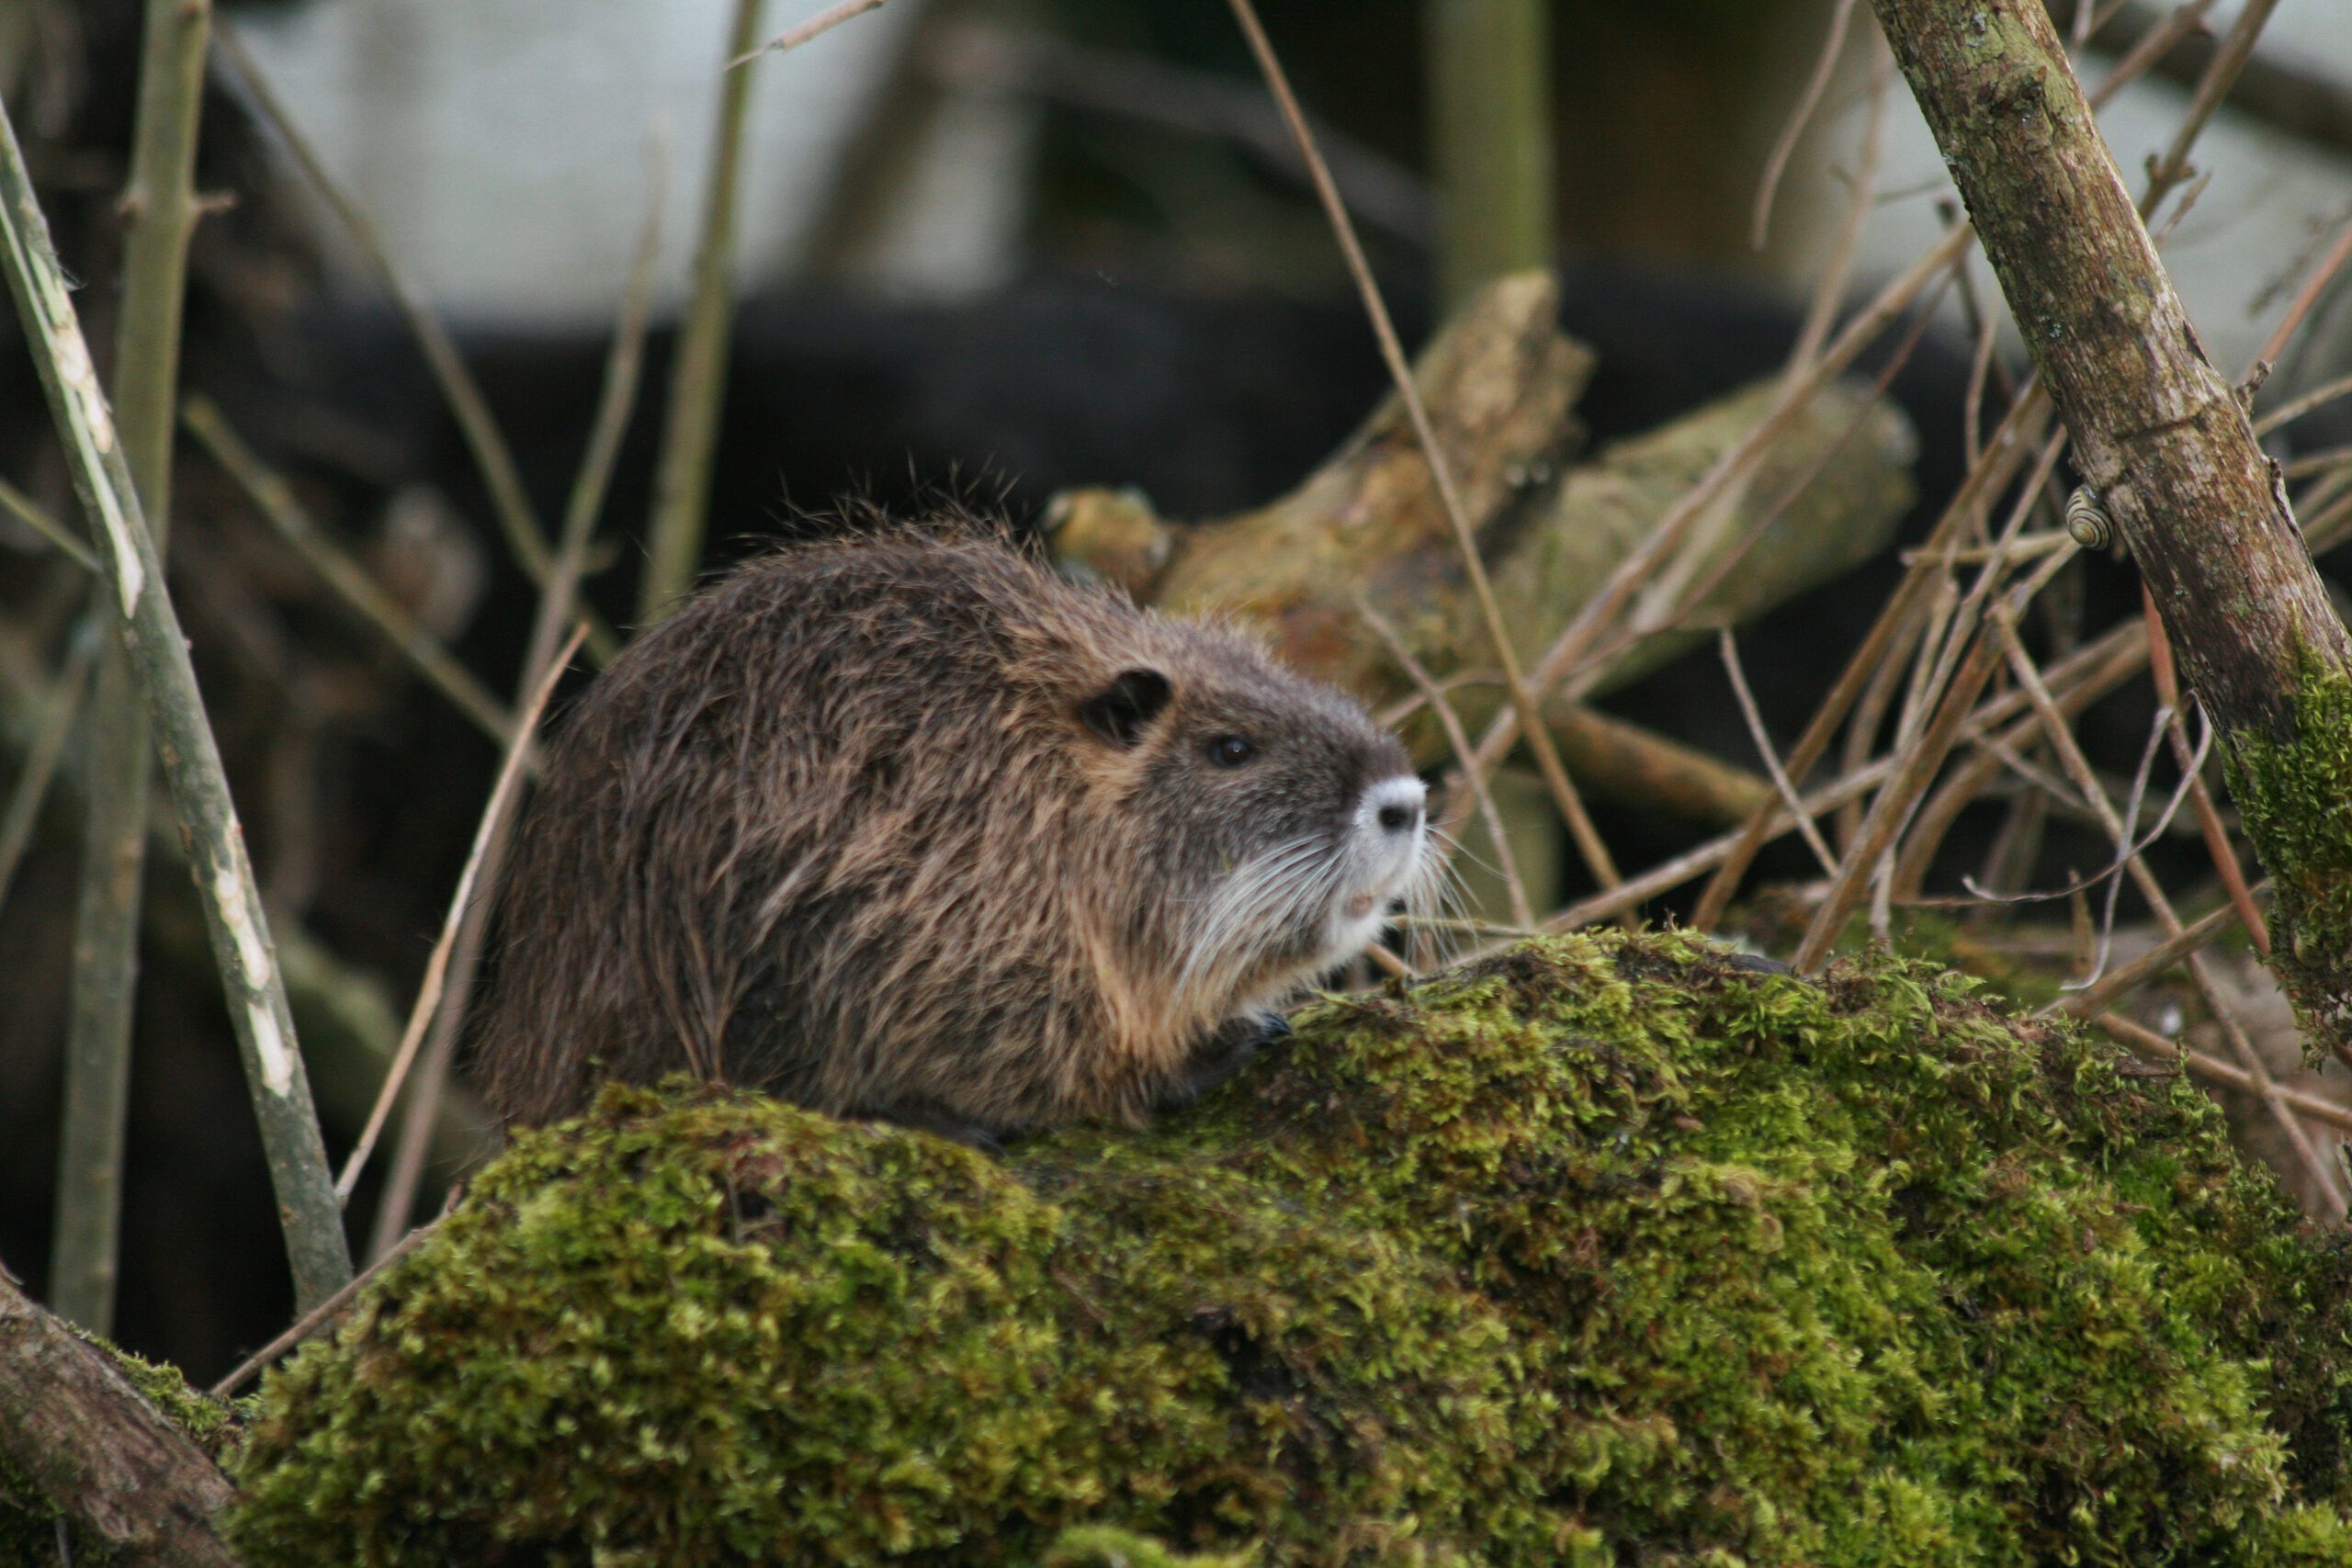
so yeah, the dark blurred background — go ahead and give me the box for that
[4,0,2349,1381]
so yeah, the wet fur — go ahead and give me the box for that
[472,527,1418,1137]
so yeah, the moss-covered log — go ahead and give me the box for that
[0,1270,242,1565]
[227,933,2352,1564]
[1869,0,2352,1055]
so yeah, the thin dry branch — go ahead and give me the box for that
[1994,610,2344,1213]
[183,396,516,750]
[336,626,586,1203]
[1220,0,1621,894]
[2059,882,2268,1018]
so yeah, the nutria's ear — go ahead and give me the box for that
[1079,668,1172,747]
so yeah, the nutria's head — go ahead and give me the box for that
[1069,618,1430,1010]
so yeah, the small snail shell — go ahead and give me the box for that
[2064,486,2114,549]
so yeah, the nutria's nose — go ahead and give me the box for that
[1366,775,1427,835]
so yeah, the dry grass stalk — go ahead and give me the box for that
[335,626,589,1205]
[2059,883,2269,1020]
[211,25,619,661]
[1361,599,1528,933]
[640,0,765,625]
[368,192,667,1258]
[1220,0,1622,896]
[1992,611,2345,1213]
[2094,1012,2352,1136]
[1719,630,1838,875]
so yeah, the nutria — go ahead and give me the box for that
[470,524,1430,1145]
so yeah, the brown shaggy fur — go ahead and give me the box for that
[470,526,1422,1138]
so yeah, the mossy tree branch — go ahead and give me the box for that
[1869,0,2352,1052]
[0,96,353,1310]
[0,1266,241,1567]
[51,0,214,1336]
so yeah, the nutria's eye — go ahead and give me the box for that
[1207,734,1256,767]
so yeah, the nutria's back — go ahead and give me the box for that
[471,528,1429,1140]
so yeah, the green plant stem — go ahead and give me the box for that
[0,93,353,1311]
[1425,0,1551,311]
[0,616,96,915]
[0,472,97,570]
[50,0,211,1336]
[639,0,764,625]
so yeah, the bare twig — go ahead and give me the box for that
[336,626,586,1203]
[1752,0,1860,249]
[2255,369,2352,437]
[182,396,517,749]
[1489,222,1983,853]
[1222,0,1620,894]
[530,142,664,688]
[1993,608,2343,1212]
[1786,33,1890,373]
[733,0,885,66]
[1792,620,2007,969]
[1719,630,1838,874]
[212,24,619,660]
[2093,1012,2352,1135]
[2141,585,2269,953]
[0,472,96,570]
[51,0,209,1337]
[2141,0,2278,216]
[209,1218,441,1399]
[370,186,663,1257]
[0,94,353,1308]
[2246,209,2352,386]
[2059,882,2268,1018]
[1551,617,2150,930]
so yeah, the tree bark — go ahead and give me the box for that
[1870,0,2352,1052]
[0,1269,243,1566]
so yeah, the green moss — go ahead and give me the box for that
[2227,648,2352,1057]
[228,933,2352,1565]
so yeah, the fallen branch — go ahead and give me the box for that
[0,1265,241,1566]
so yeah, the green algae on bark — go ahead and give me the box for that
[2227,649,2352,1059]
[228,932,2352,1565]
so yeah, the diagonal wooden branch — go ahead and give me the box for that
[0,1265,242,1567]
[0,96,353,1309]
[1871,0,2352,1053]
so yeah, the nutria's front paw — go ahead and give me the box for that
[1158,1010,1292,1113]
[858,1099,1011,1158]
